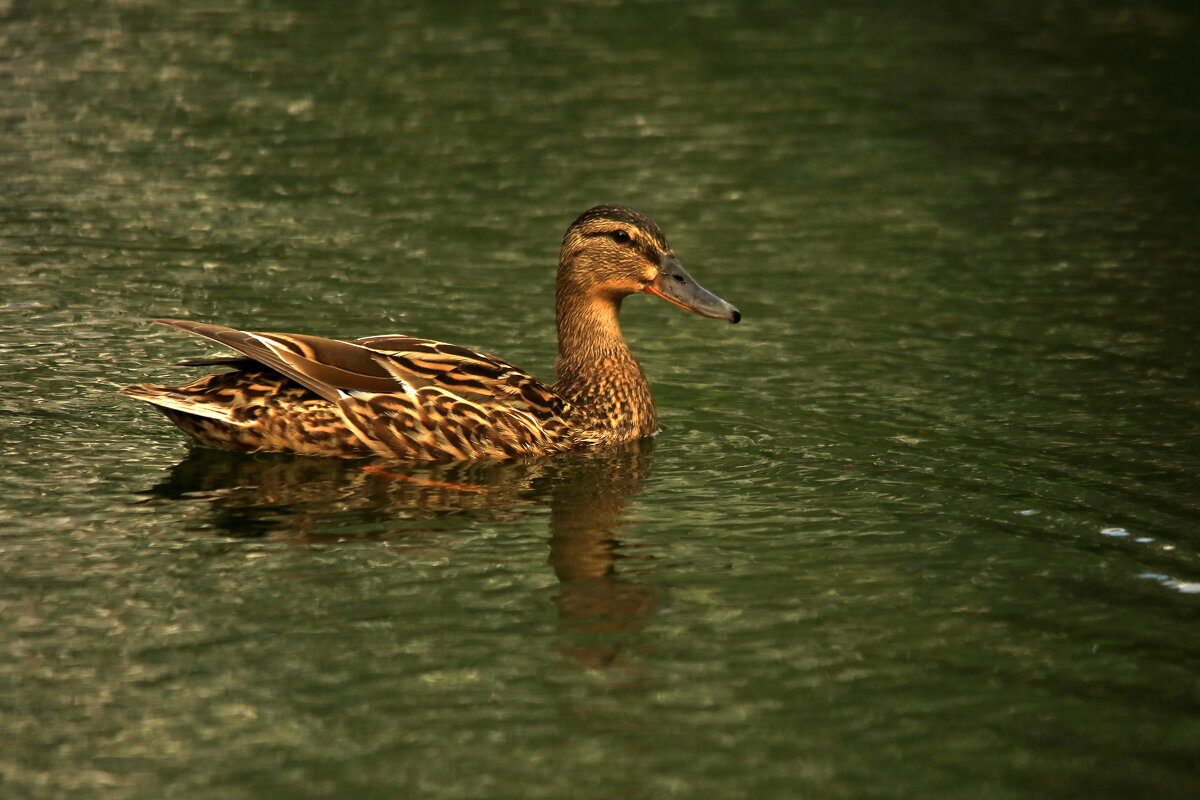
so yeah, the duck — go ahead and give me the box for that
[122,205,741,461]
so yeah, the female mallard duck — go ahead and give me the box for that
[122,205,740,461]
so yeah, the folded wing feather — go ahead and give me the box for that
[154,318,567,421]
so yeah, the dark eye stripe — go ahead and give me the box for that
[581,230,663,262]
[582,230,632,242]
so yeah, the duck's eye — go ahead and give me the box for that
[610,230,631,245]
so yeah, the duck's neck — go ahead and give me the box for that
[552,286,657,439]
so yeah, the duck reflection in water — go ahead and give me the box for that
[145,441,658,669]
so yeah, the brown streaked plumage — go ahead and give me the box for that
[122,205,740,461]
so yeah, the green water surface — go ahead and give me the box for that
[2,1,1198,798]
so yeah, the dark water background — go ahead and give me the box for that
[2,1,1198,798]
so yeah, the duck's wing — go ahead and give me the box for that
[153,319,572,460]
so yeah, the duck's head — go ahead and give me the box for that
[558,205,740,324]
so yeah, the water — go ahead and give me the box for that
[3,1,1199,797]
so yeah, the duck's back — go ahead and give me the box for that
[122,319,576,461]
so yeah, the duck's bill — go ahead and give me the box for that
[646,258,741,323]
